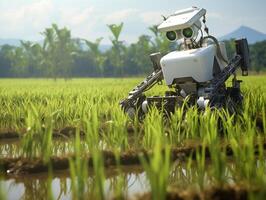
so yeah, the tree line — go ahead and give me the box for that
[0,23,265,78]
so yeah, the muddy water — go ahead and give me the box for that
[2,167,148,200]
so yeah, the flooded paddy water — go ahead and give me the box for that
[1,137,266,200]
[2,167,148,200]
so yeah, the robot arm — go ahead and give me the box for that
[120,53,163,119]
[201,38,250,108]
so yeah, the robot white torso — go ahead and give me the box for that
[157,6,229,94]
[160,42,228,86]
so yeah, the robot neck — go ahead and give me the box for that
[181,38,200,50]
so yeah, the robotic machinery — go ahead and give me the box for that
[120,7,250,119]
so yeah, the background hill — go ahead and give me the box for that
[0,39,21,46]
[220,26,266,44]
[0,38,112,52]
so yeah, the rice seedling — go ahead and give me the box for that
[139,144,171,200]
[0,177,5,200]
[142,107,165,149]
[69,128,88,200]
[168,103,186,145]
[194,142,207,190]
[140,110,171,200]
[83,108,106,199]
[21,104,54,162]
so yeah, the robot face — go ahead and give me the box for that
[159,7,205,42]
[165,21,201,42]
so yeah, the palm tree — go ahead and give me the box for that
[41,26,56,78]
[107,23,126,76]
[9,46,28,77]
[83,37,106,76]
[0,45,15,77]
[20,41,43,76]
[148,25,159,37]
[40,24,76,79]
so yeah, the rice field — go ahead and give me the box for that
[0,76,266,200]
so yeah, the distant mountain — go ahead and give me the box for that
[220,26,266,44]
[99,44,111,52]
[0,39,21,46]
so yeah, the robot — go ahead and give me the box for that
[120,7,250,119]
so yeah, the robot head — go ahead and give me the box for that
[158,7,206,42]
[164,20,202,42]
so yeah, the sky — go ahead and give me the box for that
[0,0,265,44]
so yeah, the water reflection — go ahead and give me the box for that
[1,161,245,200]
[2,168,149,200]
[0,140,77,158]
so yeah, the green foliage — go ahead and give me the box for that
[107,23,126,76]
[250,41,266,72]
[223,39,235,60]
[149,25,172,54]
[22,104,54,161]
[140,136,171,200]
[41,24,76,79]
[223,39,266,72]
[0,178,5,200]
[69,128,88,200]
[83,38,106,75]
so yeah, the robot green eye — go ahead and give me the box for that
[182,27,194,39]
[166,31,177,41]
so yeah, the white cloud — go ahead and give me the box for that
[1,0,53,25]
[207,12,223,20]
[0,0,54,39]
[139,11,164,25]
[58,7,95,27]
[0,0,98,40]
[71,7,95,26]
[57,6,100,39]
[104,8,139,24]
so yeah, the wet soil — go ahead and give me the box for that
[4,164,144,180]
[136,185,256,200]
[0,131,21,140]
[256,115,265,132]
[135,183,266,200]
[1,141,266,175]
[0,123,137,140]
